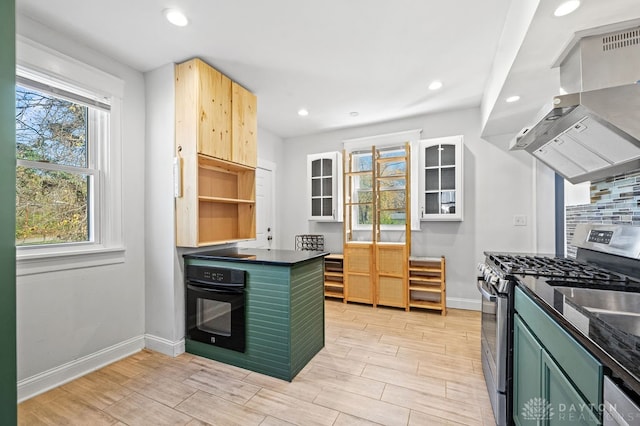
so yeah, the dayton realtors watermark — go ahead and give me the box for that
[520,397,636,423]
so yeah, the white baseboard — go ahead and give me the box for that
[17,335,145,402]
[144,334,185,357]
[447,297,481,311]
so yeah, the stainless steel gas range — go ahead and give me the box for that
[477,223,640,426]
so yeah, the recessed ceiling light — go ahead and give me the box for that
[298,109,309,117]
[554,1,580,17]
[428,80,443,91]
[164,9,189,26]
[349,111,359,117]
[506,95,521,103]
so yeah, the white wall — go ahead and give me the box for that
[282,108,552,309]
[16,15,146,399]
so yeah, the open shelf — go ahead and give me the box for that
[324,254,345,301]
[408,256,446,315]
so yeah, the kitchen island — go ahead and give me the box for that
[183,248,327,381]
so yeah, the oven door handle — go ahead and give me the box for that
[187,283,243,295]
[477,280,496,302]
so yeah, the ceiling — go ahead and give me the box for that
[15,0,640,140]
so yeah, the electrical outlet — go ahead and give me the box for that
[514,215,527,226]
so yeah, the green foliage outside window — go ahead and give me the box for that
[15,86,90,245]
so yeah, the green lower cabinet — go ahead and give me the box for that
[541,351,601,425]
[514,314,542,426]
[514,287,603,426]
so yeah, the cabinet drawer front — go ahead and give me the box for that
[515,287,602,406]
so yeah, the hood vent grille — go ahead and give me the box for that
[602,29,640,51]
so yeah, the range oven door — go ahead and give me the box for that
[478,277,510,425]
[186,282,246,353]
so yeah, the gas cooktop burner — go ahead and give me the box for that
[488,254,634,284]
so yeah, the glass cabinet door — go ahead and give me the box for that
[307,151,343,221]
[419,136,463,221]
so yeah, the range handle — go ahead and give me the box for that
[477,280,497,302]
[187,283,243,294]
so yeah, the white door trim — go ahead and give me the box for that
[257,159,277,249]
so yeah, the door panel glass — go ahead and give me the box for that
[311,198,321,216]
[441,144,455,166]
[322,158,332,175]
[425,169,439,191]
[322,177,332,196]
[311,159,321,177]
[322,198,332,216]
[441,191,456,214]
[425,146,439,167]
[425,193,439,214]
[441,167,455,190]
[311,178,321,197]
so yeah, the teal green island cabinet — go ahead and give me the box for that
[183,248,327,381]
[513,287,603,425]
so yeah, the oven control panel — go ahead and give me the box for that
[587,230,614,244]
[185,265,246,285]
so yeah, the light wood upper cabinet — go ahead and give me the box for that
[231,82,257,168]
[174,58,257,247]
[175,58,232,161]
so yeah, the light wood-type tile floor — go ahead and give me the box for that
[18,300,495,426]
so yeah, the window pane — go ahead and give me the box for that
[379,190,406,211]
[441,191,456,214]
[380,210,406,225]
[441,167,455,190]
[425,193,439,214]
[425,146,439,167]
[441,144,456,166]
[379,160,405,177]
[425,169,439,191]
[16,85,88,167]
[353,153,372,172]
[322,177,332,196]
[311,178,321,196]
[356,204,373,225]
[16,166,89,245]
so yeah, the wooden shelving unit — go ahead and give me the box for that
[343,143,410,309]
[408,256,446,315]
[323,254,345,300]
[174,57,257,247]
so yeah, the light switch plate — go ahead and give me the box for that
[514,215,527,226]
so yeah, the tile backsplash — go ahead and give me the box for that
[565,169,640,258]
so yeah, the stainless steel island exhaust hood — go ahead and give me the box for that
[512,21,640,184]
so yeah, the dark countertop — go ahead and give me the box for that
[517,275,640,397]
[183,248,329,266]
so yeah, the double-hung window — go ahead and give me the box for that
[16,78,107,246]
[16,37,124,274]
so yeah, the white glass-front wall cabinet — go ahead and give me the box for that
[307,151,343,221]
[418,135,463,221]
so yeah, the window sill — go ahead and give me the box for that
[16,246,126,276]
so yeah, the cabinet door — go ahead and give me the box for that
[344,243,374,304]
[231,82,257,167]
[541,351,601,426]
[307,151,342,221]
[198,61,232,160]
[418,135,463,221]
[513,314,543,426]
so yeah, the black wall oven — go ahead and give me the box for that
[185,265,246,353]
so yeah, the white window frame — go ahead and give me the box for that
[16,36,125,275]
[343,129,421,232]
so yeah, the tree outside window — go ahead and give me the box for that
[15,85,96,246]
